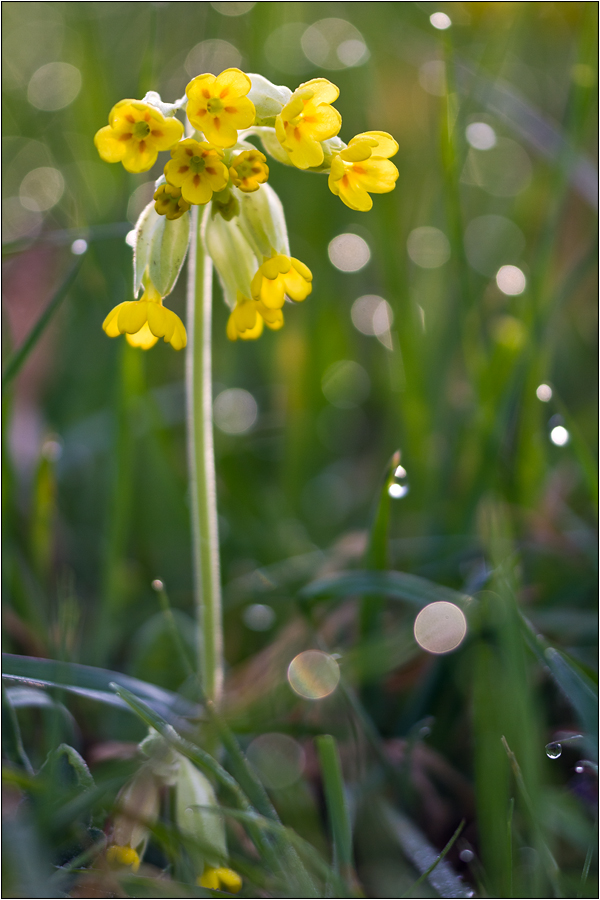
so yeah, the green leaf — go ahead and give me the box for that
[2,653,197,722]
[2,258,83,393]
[300,569,472,608]
[315,735,354,876]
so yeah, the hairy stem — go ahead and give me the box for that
[186,204,223,705]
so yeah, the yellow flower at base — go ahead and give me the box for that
[106,845,141,872]
[275,79,342,170]
[164,139,228,206]
[251,254,312,310]
[94,100,184,173]
[328,131,399,212]
[226,292,284,341]
[154,183,191,220]
[197,866,242,893]
[103,281,187,351]
[186,69,255,148]
[229,149,269,193]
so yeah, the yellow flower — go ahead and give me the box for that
[226,292,284,341]
[154,183,191,220]
[186,69,255,148]
[197,866,242,893]
[164,139,229,206]
[328,131,399,212]
[106,845,140,872]
[251,254,312,310]
[94,100,184,173]
[229,149,269,193]
[103,280,187,351]
[275,79,342,170]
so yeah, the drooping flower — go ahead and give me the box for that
[229,149,269,192]
[328,131,399,211]
[94,100,184,173]
[226,292,284,341]
[275,79,342,170]
[198,867,242,893]
[251,254,312,309]
[106,765,161,870]
[164,139,229,206]
[154,183,191,220]
[103,278,187,351]
[186,69,255,148]
[106,845,141,872]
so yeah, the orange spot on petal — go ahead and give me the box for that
[220,87,230,99]
[294,127,301,141]
[138,140,146,152]
[125,114,135,123]
[224,106,237,114]
[193,175,200,186]
[178,166,189,173]
[197,108,206,117]
[202,88,211,99]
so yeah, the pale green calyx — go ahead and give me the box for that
[141,90,187,117]
[204,207,258,309]
[238,182,290,260]
[175,756,228,871]
[246,74,292,126]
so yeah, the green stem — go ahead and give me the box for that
[186,205,223,705]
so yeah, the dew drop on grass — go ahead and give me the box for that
[545,741,562,759]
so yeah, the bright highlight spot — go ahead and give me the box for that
[302,18,369,70]
[407,226,451,269]
[71,238,88,255]
[185,40,241,77]
[246,733,305,789]
[322,360,370,408]
[151,579,164,591]
[328,233,370,272]
[550,425,569,446]
[243,604,276,631]
[389,483,409,499]
[394,465,407,479]
[27,62,81,111]
[351,295,394,346]
[536,384,553,402]
[496,265,526,295]
[20,167,64,212]
[211,1,255,15]
[288,650,340,699]
[414,601,467,655]
[465,122,496,150]
[430,12,452,29]
[213,388,258,434]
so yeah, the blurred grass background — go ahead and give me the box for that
[2,2,597,898]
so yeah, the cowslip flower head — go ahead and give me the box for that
[251,253,312,310]
[103,278,187,351]
[186,69,255,148]
[164,139,229,206]
[328,131,399,211]
[275,79,342,170]
[226,292,284,341]
[154,183,191,220]
[94,100,184,173]
[198,867,242,893]
[229,149,269,193]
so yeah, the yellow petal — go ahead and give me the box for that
[103,302,128,336]
[118,301,148,334]
[227,312,240,341]
[214,68,252,99]
[94,126,126,163]
[257,302,284,330]
[239,314,264,340]
[181,173,213,205]
[297,77,339,105]
[354,159,399,193]
[186,74,216,100]
[108,99,140,129]
[352,131,399,159]
[336,177,373,212]
[302,104,342,142]
[283,267,311,302]
[122,142,158,173]
[198,868,220,890]
[260,275,286,309]
[150,115,184,151]
[214,868,242,893]
[290,258,312,282]
[200,118,239,149]
[146,303,169,337]
[126,322,159,349]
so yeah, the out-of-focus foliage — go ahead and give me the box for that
[2,3,597,898]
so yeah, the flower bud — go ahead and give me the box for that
[110,764,161,861]
[204,210,258,309]
[237,182,289,260]
[148,211,190,297]
[132,200,162,296]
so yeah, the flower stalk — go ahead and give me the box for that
[186,204,223,705]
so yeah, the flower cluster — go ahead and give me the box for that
[95,68,399,349]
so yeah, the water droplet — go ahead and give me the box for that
[574,759,598,775]
[151,579,164,591]
[459,849,474,863]
[545,741,562,759]
[575,764,585,774]
[394,465,407,479]
[388,482,409,498]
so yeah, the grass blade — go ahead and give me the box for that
[315,735,355,883]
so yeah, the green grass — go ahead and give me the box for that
[2,2,597,897]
